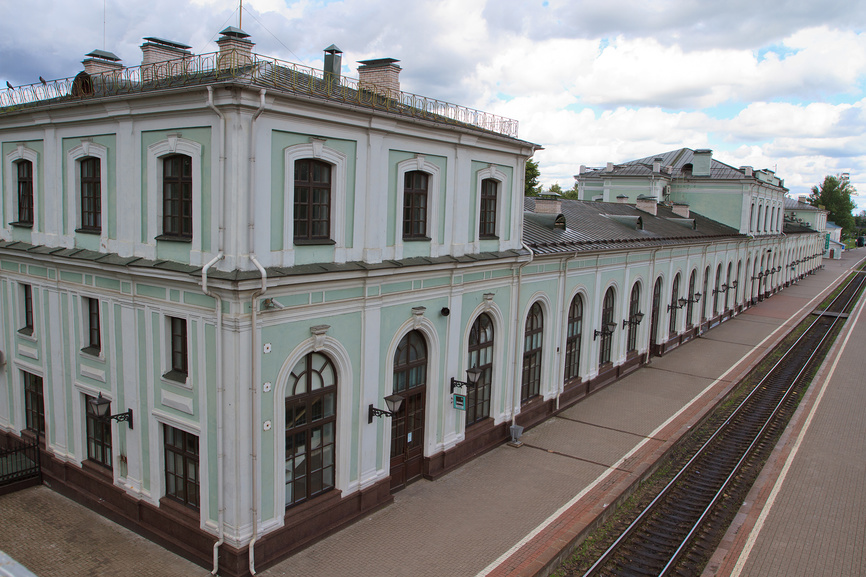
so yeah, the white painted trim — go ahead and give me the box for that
[66,141,109,249]
[394,155,442,260]
[3,145,39,237]
[472,164,508,252]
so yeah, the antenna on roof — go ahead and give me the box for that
[103,0,106,50]
[240,0,243,29]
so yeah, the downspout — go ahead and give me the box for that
[206,87,227,576]
[511,241,534,427]
[248,89,267,576]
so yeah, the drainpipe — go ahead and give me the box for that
[206,87,227,576]
[511,242,534,427]
[247,89,268,576]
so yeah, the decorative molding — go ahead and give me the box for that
[411,306,426,329]
[310,137,326,159]
[310,325,330,351]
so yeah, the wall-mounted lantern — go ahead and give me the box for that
[594,322,617,340]
[622,311,645,329]
[368,394,404,424]
[450,367,483,394]
[88,392,134,429]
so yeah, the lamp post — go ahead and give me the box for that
[368,394,405,424]
[88,392,134,429]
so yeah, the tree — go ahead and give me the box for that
[547,182,562,195]
[808,175,857,235]
[525,158,541,197]
[562,181,580,200]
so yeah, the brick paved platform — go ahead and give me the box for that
[0,250,862,577]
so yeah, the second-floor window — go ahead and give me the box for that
[165,316,188,382]
[79,157,101,232]
[479,178,498,239]
[84,297,101,355]
[16,160,34,226]
[294,159,331,242]
[162,154,193,240]
[20,284,33,335]
[403,170,428,239]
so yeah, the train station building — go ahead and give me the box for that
[0,28,827,575]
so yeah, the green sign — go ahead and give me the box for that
[452,394,466,411]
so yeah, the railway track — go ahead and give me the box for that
[577,264,866,577]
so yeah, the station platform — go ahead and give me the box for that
[705,253,866,577]
[0,249,862,577]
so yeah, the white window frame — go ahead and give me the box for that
[146,136,203,261]
[283,139,348,265]
[66,140,108,246]
[395,155,442,259]
[4,145,39,235]
[474,164,507,246]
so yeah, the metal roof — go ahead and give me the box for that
[523,197,745,254]
[581,148,758,181]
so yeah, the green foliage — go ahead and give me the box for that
[562,181,580,200]
[547,182,562,195]
[525,158,541,197]
[809,175,857,235]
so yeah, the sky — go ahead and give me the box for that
[2,0,866,212]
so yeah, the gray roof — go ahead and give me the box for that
[523,197,744,255]
[580,148,757,181]
[784,197,821,211]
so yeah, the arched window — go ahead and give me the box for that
[669,273,680,336]
[294,159,332,241]
[467,314,494,426]
[702,267,710,322]
[725,262,733,310]
[521,303,543,403]
[627,283,640,352]
[16,160,33,226]
[735,261,742,306]
[403,170,429,239]
[713,263,722,315]
[564,295,583,381]
[599,288,615,366]
[686,270,697,327]
[650,277,662,350]
[285,352,337,508]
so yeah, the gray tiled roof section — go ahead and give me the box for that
[523,197,744,254]
[581,147,750,180]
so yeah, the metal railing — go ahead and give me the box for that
[0,437,41,490]
[0,51,519,138]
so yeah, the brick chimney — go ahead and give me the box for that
[617,194,629,204]
[672,202,690,218]
[140,37,192,82]
[82,50,123,75]
[358,58,401,96]
[636,194,658,216]
[217,26,254,70]
[535,192,562,214]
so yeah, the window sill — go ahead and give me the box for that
[9,221,33,229]
[155,234,192,243]
[162,370,190,388]
[75,228,102,235]
[479,235,499,240]
[81,345,102,359]
[159,495,200,521]
[402,236,431,242]
[293,238,336,246]
[17,327,34,338]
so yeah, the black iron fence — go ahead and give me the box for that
[0,437,41,492]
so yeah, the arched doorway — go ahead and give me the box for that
[650,277,662,354]
[390,330,427,491]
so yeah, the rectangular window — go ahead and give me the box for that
[16,160,34,226]
[403,171,428,239]
[23,371,45,437]
[85,394,112,469]
[80,157,101,232]
[20,284,33,335]
[165,316,188,382]
[479,178,498,239]
[162,154,193,240]
[83,297,101,354]
[163,424,199,510]
[293,159,332,242]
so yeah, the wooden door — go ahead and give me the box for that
[389,331,427,491]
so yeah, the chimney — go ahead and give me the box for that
[652,157,662,173]
[323,45,343,82]
[672,202,690,218]
[740,166,753,177]
[579,165,587,174]
[140,37,192,82]
[692,149,712,177]
[535,192,562,214]
[82,49,123,75]
[799,195,808,204]
[636,194,658,216]
[217,26,254,70]
[617,194,629,204]
[604,162,614,172]
[358,58,401,96]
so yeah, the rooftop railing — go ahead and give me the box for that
[0,50,519,138]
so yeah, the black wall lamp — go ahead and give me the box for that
[88,393,133,429]
[451,367,483,394]
[688,292,702,304]
[594,322,617,340]
[622,311,645,329]
[368,394,404,424]
[667,297,688,311]
[713,283,728,295]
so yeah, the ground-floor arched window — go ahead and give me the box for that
[564,295,583,380]
[467,314,493,426]
[521,302,543,403]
